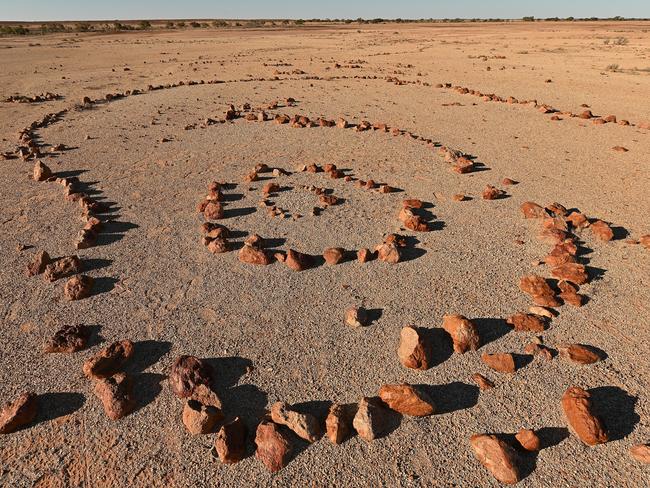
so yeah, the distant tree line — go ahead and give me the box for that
[1,16,646,36]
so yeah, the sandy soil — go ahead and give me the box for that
[0,22,649,487]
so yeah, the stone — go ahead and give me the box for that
[201,222,229,239]
[452,159,476,174]
[557,280,580,293]
[206,189,223,202]
[0,392,38,434]
[26,250,51,276]
[378,384,435,416]
[561,386,608,446]
[83,340,134,379]
[83,217,104,234]
[189,383,222,409]
[376,242,401,264]
[93,373,135,420]
[470,434,522,485]
[336,118,348,128]
[207,238,230,254]
[182,399,224,435]
[43,256,83,282]
[502,178,517,185]
[590,220,614,241]
[551,241,578,256]
[629,444,650,464]
[612,146,628,152]
[357,248,375,263]
[306,163,321,173]
[325,404,356,445]
[544,252,576,267]
[398,206,415,223]
[546,202,568,217]
[452,193,467,201]
[271,402,321,442]
[529,306,555,319]
[518,275,560,307]
[323,247,345,265]
[524,342,554,361]
[398,326,430,370]
[538,228,569,245]
[285,249,312,271]
[215,417,247,464]
[482,185,505,200]
[204,202,224,220]
[566,211,589,229]
[506,313,546,332]
[75,229,97,249]
[521,201,547,219]
[255,421,292,472]
[345,306,369,327]
[558,344,602,365]
[43,324,90,353]
[403,199,423,209]
[481,353,516,373]
[639,235,650,249]
[169,355,213,398]
[238,243,271,265]
[319,194,339,206]
[442,314,480,353]
[353,397,389,442]
[225,107,237,120]
[578,110,593,119]
[403,216,431,232]
[64,275,94,301]
[471,373,495,390]
[33,160,52,181]
[551,263,588,285]
[245,234,264,247]
[542,216,569,232]
[262,182,280,194]
[515,429,541,451]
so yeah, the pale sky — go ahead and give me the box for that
[1,0,648,22]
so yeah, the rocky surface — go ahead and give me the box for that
[255,421,293,473]
[561,386,608,446]
[0,392,38,434]
[378,384,435,416]
[43,324,90,353]
[470,434,522,485]
[83,340,134,379]
[214,417,247,464]
[93,373,135,420]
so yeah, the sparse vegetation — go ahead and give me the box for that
[0,25,30,35]
[1,17,649,37]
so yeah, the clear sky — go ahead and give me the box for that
[1,0,649,22]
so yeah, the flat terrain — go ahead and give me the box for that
[0,21,649,487]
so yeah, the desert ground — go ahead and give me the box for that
[0,20,649,487]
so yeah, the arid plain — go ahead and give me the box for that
[0,21,649,487]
